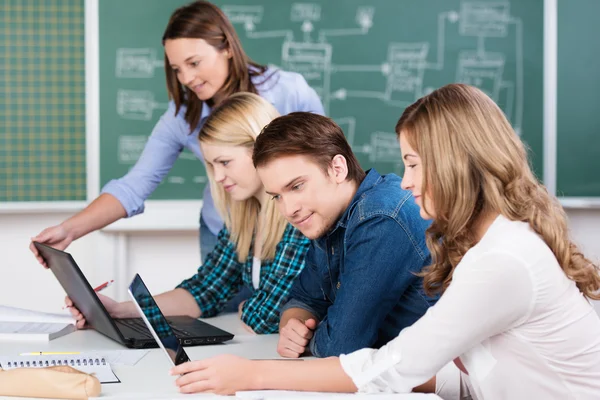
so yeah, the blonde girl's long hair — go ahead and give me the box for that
[199,92,287,262]
[396,83,600,299]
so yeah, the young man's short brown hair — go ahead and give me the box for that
[253,112,366,183]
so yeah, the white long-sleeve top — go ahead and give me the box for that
[340,215,600,399]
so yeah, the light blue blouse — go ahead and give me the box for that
[101,68,325,234]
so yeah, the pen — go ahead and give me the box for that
[19,352,81,356]
[63,279,114,309]
[93,279,114,292]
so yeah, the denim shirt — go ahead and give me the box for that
[101,68,324,235]
[280,169,436,357]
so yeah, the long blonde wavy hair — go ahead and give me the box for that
[200,93,288,262]
[396,83,600,299]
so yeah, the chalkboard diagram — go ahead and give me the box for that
[221,1,524,164]
[108,1,524,169]
[112,53,205,189]
[98,0,542,200]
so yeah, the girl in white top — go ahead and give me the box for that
[169,84,600,399]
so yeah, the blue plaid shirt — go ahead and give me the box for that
[135,294,174,338]
[176,224,310,334]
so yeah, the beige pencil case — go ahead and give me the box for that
[0,365,101,399]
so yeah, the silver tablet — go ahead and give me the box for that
[128,273,191,367]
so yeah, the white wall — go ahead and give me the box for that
[0,211,199,313]
[1,209,599,315]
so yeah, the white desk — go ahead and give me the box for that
[0,314,280,398]
[0,313,440,399]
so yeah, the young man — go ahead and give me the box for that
[253,112,435,358]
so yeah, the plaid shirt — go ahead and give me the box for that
[136,294,175,338]
[176,223,310,334]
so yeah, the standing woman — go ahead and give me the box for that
[170,84,600,399]
[30,1,323,263]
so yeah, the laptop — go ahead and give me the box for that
[34,242,234,349]
[129,273,191,367]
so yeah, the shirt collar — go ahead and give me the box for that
[200,102,212,122]
[325,168,382,237]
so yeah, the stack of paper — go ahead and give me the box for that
[0,305,76,341]
[236,391,441,399]
[91,391,441,399]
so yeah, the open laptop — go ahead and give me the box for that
[34,242,234,349]
[129,273,191,367]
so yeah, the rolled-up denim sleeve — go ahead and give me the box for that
[310,215,429,358]
[279,297,323,321]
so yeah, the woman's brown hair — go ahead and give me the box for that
[162,1,268,133]
[396,83,600,299]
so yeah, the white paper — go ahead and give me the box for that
[0,354,120,384]
[81,350,150,366]
[91,391,439,399]
[91,394,227,399]
[0,321,70,333]
[236,391,329,399]
[0,321,75,341]
[236,391,440,399]
[0,305,74,324]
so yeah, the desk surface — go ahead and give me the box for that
[0,314,440,399]
[0,314,280,398]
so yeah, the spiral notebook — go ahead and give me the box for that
[0,354,120,383]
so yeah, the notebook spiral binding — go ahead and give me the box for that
[6,358,107,368]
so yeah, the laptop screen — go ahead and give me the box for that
[128,274,190,366]
[33,241,127,344]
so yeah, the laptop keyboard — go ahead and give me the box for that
[118,318,151,335]
[118,318,192,337]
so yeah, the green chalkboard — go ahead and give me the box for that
[99,0,205,201]
[99,0,544,200]
[0,0,86,202]
[557,0,600,198]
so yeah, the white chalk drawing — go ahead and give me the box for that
[222,5,263,30]
[334,117,357,147]
[459,2,510,37]
[114,1,524,164]
[352,132,402,163]
[167,176,186,184]
[115,48,163,78]
[222,0,523,161]
[118,136,147,164]
[167,175,208,184]
[457,2,523,133]
[116,90,168,121]
[291,3,321,22]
